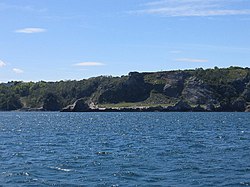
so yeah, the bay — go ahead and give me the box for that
[0,112,249,186]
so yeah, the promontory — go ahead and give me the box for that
[1,66,250,112]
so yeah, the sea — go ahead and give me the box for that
[0,112,249,186]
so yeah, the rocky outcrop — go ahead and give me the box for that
[18,107,45,112]
[163,72,187,98]
[43,93,61,111]
[163,80,183,98]
[242,81,250,102]
[165,100,192,111]
[204,103,215,112]
[231,98,247,112]
[2,67,250,112]
[245,105,250,112]
[192,105,205,112]
[61,98,91,112]
[97,72,150,104]
[182,76,217,105]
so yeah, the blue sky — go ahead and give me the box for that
[0,0,250,82]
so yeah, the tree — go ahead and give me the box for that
[43,93,61,111]
[0,94,23,111]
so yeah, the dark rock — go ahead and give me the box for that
[232,79,246,93]
[242,81,250,102]
[216,98,247,112]
[231,98,247,112]
[166,100,192,111]
[128,71,140,77]
[142,106,164,112]
[192,105,205,112]
[61,98,91,112]
[43,93,61,111]
[163,80,183,98]
[216,101,233,112]
[245,105,250,112]
[98,71,150,103]
[204,103,215,111]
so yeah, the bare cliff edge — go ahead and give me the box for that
[1,67,250,112]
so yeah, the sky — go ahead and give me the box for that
[0,0,250,82]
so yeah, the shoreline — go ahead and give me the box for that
[5,105,250,113]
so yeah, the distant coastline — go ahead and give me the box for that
[1,66,250,112]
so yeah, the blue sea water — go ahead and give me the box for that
[0,112,249,186]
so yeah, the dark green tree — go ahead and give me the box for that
[43,93,61,111]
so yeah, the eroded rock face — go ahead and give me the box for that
[163,80,183,98]
[204,103,215,112]
[43,93,61,111]
[163,72,187,98]
[245,105,250,112]
[166,100,192,111]
[192,105,205,112]
[98,72,150,103]
[242,81,250,102]
[231,98,247,112]
[182,76,216,105]
[61,98,90,112]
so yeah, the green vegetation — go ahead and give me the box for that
[0,67,250,111]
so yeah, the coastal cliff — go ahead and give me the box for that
[1,66,250,112]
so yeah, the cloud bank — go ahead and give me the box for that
[15,27,46,34]
[134,0,250,17]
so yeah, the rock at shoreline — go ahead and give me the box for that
[18,107,45,112]
[231,98,247,112]
[43,93,61,111]
[193,105,205,112]
[245,105,250,112]
[242,81,250,102]
[61,98,91,112]
[166,100,192,111]
[2,67,250,112]
[204,103,215,111]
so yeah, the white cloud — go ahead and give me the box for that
[175,58,208,62]
[134,0,250,17]
[0,60,6,67]
[74,62,105,67]
[13,68,24,74]
[15,27,46,34]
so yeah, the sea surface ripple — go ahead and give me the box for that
[0,112,249,186]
